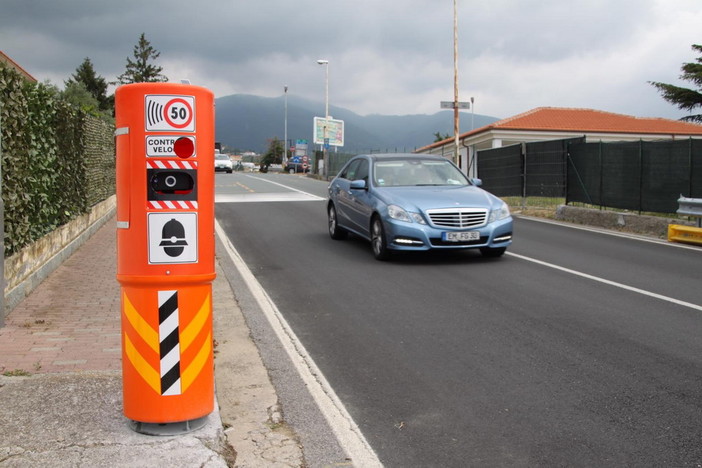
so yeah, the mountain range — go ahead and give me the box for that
[214,94,499,154]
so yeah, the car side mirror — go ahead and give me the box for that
[350,179,367,190]
[470,178,483,187]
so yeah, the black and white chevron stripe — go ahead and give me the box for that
[158,290,181,396]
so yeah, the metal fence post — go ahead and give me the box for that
[521,142,527,208]
[598,141,603,210]
[689,137,694,198]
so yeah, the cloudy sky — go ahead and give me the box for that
[1,0,700,121]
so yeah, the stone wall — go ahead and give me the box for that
[4,196,116,315]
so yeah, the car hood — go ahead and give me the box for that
[374,185,502,211]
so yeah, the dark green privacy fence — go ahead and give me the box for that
[477,138,585,198]
[477,137,701,215]
[567,139,702,213]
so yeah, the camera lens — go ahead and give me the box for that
[164,175,177,188]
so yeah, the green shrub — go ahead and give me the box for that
[1,63,115,256]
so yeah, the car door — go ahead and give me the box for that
[345,158,373,237]
[331,159,361,229]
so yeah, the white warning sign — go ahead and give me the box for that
[146,135,196,157]
[147,212,198,264]
[145,95,195,132]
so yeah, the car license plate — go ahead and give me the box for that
[442,231,480,242]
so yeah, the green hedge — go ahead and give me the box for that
[1,63,115,256]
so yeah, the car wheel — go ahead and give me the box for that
[227,169,232,173]
[328,204,347,240]
[480,247,506,258]
[371,216,391,261]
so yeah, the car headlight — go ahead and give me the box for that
[488,202,510,223]
[387,205,426,224]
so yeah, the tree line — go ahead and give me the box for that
[61,33,167,119]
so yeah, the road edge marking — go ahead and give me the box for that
[515,215,702,250]
[506,251,702,312]
[244,175,326,200]
[215,219,383,467]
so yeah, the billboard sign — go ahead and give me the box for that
[313,117,344,147]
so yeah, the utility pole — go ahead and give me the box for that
[453,0,460,166]
[440,3,469,170]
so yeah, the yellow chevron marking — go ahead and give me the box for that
[181,332,212,392]
[180,293,210,352]
[123,292,159,354]
[124,334,160,394]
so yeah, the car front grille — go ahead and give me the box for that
[426,208,488,228]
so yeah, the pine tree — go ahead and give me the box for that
[116,33,168,84]
[66,57,111,111]
[650,44,702,123]
[260,137,284,172]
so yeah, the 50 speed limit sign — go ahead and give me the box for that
[145,95,195,132]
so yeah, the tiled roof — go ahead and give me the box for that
[483,107,702,135]
[416,107,702,153]
[0,50,37,82]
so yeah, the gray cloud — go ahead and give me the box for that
[1,0,700,121]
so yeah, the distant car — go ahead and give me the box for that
[215,154,233,173]
[327,153,513,260]
[285,162,306,174]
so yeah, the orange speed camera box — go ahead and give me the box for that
[115,83,216,425]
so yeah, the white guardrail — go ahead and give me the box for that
[668,195,702,245]
[677,195,702,228]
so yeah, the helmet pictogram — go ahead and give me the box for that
[159,218,188,257]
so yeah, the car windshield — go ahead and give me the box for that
[216,154,229,160]
[373,159,470,187]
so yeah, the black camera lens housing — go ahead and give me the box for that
[149,170,194,194]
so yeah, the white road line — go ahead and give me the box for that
[517,215,702,251]
[215,220,383,467]
[215,192,323,203]
[506,251,702,312]
[245,175,326,198]
[215,176,325,203]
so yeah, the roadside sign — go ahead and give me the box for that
[147,212,198,264]
[145,95,196,132]
[146,135,196,157]
[313,117,344,146]
[440,101,470,109]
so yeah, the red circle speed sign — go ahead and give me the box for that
[163,98,194,129]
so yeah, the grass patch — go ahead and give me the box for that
[3,369,31,377]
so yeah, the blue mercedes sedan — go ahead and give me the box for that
[327,153,513,260]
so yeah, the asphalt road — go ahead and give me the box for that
[215,171,702,467]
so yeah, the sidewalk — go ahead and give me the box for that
[0,217,304,467]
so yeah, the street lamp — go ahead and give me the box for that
[317,59,329,177]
